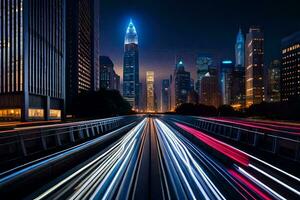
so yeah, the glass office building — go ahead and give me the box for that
[0,0,65,121]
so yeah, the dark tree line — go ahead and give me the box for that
[73,89,134,118]
[175,101,300,120]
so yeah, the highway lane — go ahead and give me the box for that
[1,116,299,200]
[165,118,300,199]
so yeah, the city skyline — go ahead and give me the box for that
[100,0,300,85]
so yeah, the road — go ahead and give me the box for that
[0,116,299,199]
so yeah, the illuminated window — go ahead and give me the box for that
[28,109,44,118]
[50,109,61,119]
[0,109,21,118]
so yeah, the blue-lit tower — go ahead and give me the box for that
[220,60,234,105]
[235,28,245,67]
[123,19,139,109]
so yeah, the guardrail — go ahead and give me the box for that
[0,121,141,198]
[170,116,300,162]
[0,116,140,168]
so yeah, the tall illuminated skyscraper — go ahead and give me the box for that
[0,0,65,121]
[235,28,245,67]
[220,60,234,105]
[281,31,300,102]
[146,71,155,112]
[66,0,100,114]
[170,59,191,110]
[123,19,139,109]
[245,26,264,107]
[267,60,281,102]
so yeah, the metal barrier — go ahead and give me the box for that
[0,116,139,166]
[171,116,300,162]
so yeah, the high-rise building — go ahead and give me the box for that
[146,71,155,112]
[0,0,65,121]
[267,60,281,102]
[220,60,234,105]
[281,31,300,102]
[66,0,99,114]
[245,26,264,107]
[161,79,170,112]
[199,72,221,108]
[113,72,120,91]
[92,0,100,91]
[235,28,245,67]
[196,56,212,99]
[99,56,114,89]
[170,59,191,110]
[230,67,245,109]
[123,19,139,109]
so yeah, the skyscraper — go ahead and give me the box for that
[245,26,264,107]
[66,0,99,114]
[0,0,65,121]
[220,60,234,105]
[92,0,100,91]
[230,28,246,109]
[170,59,191,110]
[161,79,170,112]
[267,60,281,102]
[281,31,300,102]
[146,71,155,112]
[235,28,245,67]
[99,56,114,90]
[196,56,212,99]
[123,19,139,109]
[199,72,221,108]
[230,67,245,109]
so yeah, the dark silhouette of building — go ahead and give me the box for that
[199,71,221,108]
[161,79,170,112]
[66,0,99,114]
[245,26,264,107]
[123,19,139,109]
[170,59,191,110]
[230,67,245,110]
[267,60,281,102]
[0,0,65,121]
[281,31,300,102]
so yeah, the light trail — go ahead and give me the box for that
[155,119,226,200]
[34,119,147,200]
[174,122,300,199]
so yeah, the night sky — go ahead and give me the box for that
[100,0,300,84]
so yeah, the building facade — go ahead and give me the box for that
[146,71,155,112]
[196,56,212,99]
[281,31,300,102]
[161,79,170,112]
[0,0,65,121]
[235,28,245,67]
[230,67,245,109]
[267,60,281,102]
[220,60,234,105]
[245,26,264,107]
[66,0,99,114]
[92,0,100,91]
[199,72,221,108]
[171,59,191,110]
[123,19,139,109]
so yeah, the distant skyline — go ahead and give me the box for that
[100,0,300,83]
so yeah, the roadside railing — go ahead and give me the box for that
[0,116,140,167]
[170,116,300,162]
